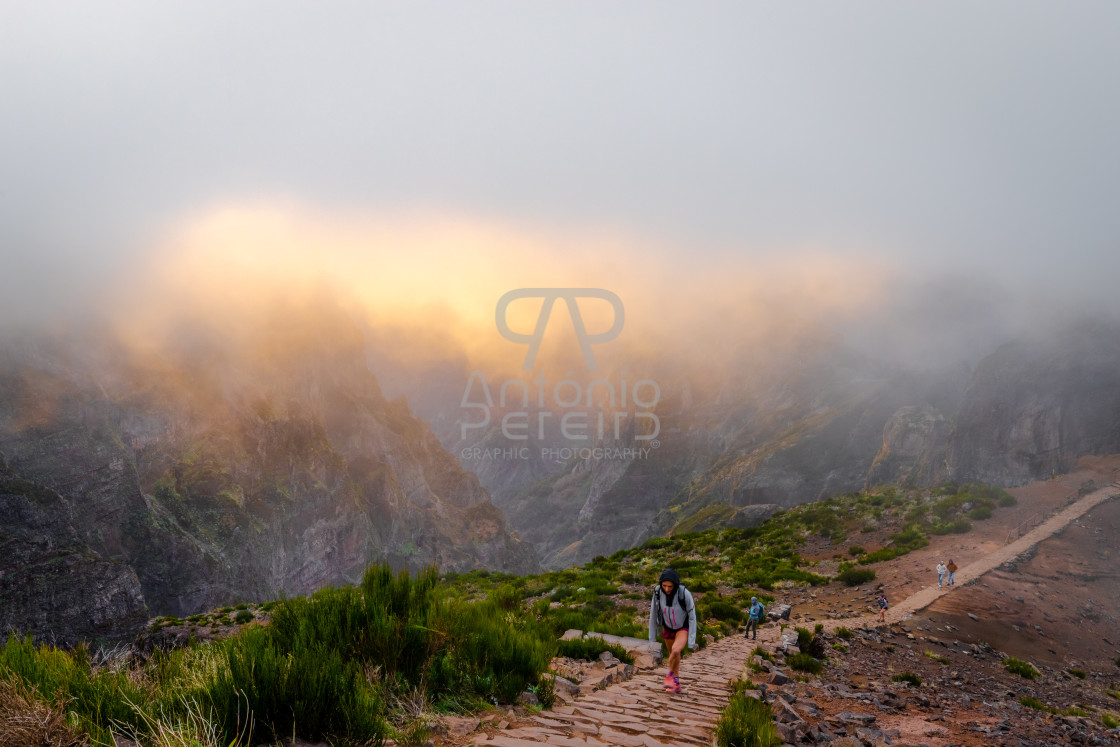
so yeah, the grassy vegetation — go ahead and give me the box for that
[786,653,823,675]
[924,651,950,665]
[556,638,634,665]
[1103,712,1120,729]
[1020,696,1095,719]
[714,685,780,747]
[892,672,922,686]
[835,565,876,586]
[1020,696,1053,712]
[1004,657,1040,680]
[1,565,557,746]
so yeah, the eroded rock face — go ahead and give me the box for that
[0,313,537,638]
[947,322,1120,485]
[0,458,149,645]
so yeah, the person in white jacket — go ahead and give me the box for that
[647,568,697,693]
[936,561,947,588]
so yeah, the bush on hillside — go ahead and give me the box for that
[836,566,876,586]
[1003,657,1039,680]
[714,689,780,747]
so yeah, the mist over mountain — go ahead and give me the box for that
[0,301,536,644]
[366,282,1120,569]
[3,261,1119,644]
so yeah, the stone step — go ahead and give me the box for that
[468,633,756,746]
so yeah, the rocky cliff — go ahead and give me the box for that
[945,320,1120,485]
[0,310,536,642]
[0,454,149,646]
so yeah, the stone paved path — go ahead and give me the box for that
[469,634,757,745]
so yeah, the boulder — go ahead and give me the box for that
[767,604,792,622]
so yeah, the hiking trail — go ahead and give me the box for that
[465,483,1119,746]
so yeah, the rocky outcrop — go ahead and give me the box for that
[946,321,1120,485]
[865,405,948,486]
[0,457,149,645]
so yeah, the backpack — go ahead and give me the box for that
[653,584,693,631]
[749,601,765,620]
[878,596,888,610]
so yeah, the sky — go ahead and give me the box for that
[2,2,1119,341]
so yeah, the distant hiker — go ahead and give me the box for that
[936,561,947,588]
[744,596,765,640]
[946,559,958,586]
[876,592,888,622]
[648,568,697,693]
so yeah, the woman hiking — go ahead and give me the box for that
[648,568,697,693]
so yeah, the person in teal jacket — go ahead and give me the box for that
[648,568,697,693]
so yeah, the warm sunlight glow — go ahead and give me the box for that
[112,201,896,377]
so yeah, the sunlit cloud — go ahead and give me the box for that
[111,201,897,379]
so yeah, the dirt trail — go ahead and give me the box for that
[795,481,1120,634]
[466,482,1120,745]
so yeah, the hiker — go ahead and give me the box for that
[946,559,958,586]
[936,561,947,588]
[648,568,697,693]
[744,596,765,640]
[876,592,888,622]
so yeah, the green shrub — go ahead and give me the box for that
[848,545,865,556]
[786,653,823,674]
[1069,668,1086,679]
[857,523,931,563]
[1102,712,1120,729]
[930,518,972,535]
[714,690,780,747]
[831,644,847,652]
[730,677,759,693]
[892,672,921,686]
[213,625,386,744]
[836,567,876,586]
[556,638,634,665]
[998,493,1018,507]
[794,627,826,659]
[835,627,854,640]
[701,599,744,624]
[534,674,556,709]
[233,609,254,624]
[966,505,992,520]
[1004,657,1039,680]
[924,650,949,665]
[1020,696,1051,712]
[751,646,773,662]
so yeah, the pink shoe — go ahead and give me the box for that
[668,675,681,693]
[663,672,674,690]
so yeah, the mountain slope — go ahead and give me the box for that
[0,308,536,640]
